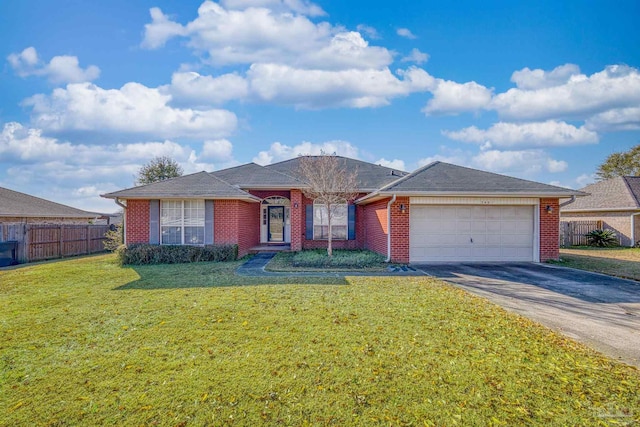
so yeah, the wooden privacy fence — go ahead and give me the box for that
[0,223,110,263]
[559,220,602,247]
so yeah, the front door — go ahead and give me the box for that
[268,206,285,242]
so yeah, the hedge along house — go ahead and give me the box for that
[102,157,582,263]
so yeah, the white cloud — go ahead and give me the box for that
[24,82,237,139]
[253,140,360,165]
[220,0,326,16]
[7,46,100,84]
[168,71,249,105]
[585,107,640,132]
[356,24,380,39]
[200,139,234,160]
[401,48,429,64]
[472,149,567,175]
[491,65,640,121]
[443,120,599,148]
[140,7,187,49]
[142,2,393,71]
[422,79,493,115]
[416,145,567,176]
[375,158,406,171]
[0,122,242,211]
[397,28,416,39]
[247,64,434,108]
[511,63,580,90]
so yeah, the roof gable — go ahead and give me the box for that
[378,161,581,196]
[265,156,408,191]
[210,162,302,188]
[0,186,98,218]
[102,171,258,201]
[562,176,640,211]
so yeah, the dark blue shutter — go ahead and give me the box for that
[149,200,160,244]
[305,205,313,240]
[205,200,214,245]
[348,205,356,240]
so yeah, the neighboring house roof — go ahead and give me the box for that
[265,156,408,191]
[561,176,640,212]
[211,162,303,188]
[359,161,583,203]
[0,186,98,218]
[102,171,260,202]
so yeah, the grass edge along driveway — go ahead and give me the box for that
[557,247,640,281]
[1,254,639,426]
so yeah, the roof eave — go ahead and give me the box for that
[561,207,640,213]
[101,194,261,203]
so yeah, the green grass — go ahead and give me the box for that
[267,250,388,272]
[556,247,640,281]
[1,254,639,426]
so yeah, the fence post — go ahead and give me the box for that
[22,224,29,263]
[86,225,91,254]
[59,225,64,258]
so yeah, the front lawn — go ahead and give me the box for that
[557,247,640,281]
[1,254,639,426]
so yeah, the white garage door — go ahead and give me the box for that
[410,205,534,262]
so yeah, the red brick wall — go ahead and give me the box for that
[300,195,365,251]
[390,197,410,263]
[214,200,260,258]
[290,190,303,251]
[540,198,560,261]
[362,197,391,258]
[125,200,150,244]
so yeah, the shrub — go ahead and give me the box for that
[103,224,123,251]
[116,244,238,265]
[291,249,385,268]
[585,229,619,247]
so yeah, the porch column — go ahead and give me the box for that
[290,189,303,251]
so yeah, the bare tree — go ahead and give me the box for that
[298,153,359,256]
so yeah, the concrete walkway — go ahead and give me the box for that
[416,262,640,368]
[235,252,424,277]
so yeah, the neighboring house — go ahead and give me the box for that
[0,186,101,225]
[560,176,640,247]
[102,157,581,263]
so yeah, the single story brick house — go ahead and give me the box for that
[561,176,640,247]
[102,157,581,263]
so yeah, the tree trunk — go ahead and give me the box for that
[327,205,333,257]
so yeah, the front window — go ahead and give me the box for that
[161,200,205,245]
[313,203,347,240]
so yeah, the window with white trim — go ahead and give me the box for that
[313,202,347,240]
[161,200,205,245]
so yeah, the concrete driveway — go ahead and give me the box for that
[414,263,640,368]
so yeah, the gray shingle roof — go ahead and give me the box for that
[376,161,582,196]
[561,176,640,211]
[265,156,408,191]
[0,186,98,218]
[102,171,259,201]
[211,162,302,188]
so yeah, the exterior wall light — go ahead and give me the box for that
[399,204,407,213]
[546,205,554,214]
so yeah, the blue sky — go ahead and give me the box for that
[1,0,639,213]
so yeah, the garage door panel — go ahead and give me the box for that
[409,205,534,262]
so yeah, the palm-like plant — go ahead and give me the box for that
[585,229,618,247]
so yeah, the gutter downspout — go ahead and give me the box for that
[386,194,397,263]
[631,212,640,247]
[115,198,127,245]
[559,195,576,208]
